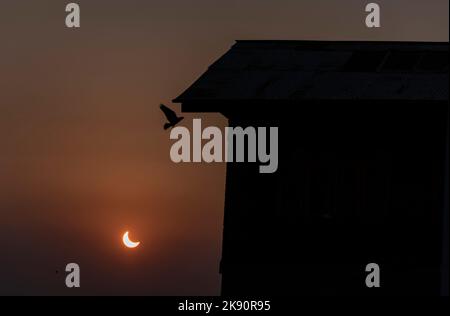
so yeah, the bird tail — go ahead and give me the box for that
[164,123,172,130]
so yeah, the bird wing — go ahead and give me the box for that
[160,104,178,123]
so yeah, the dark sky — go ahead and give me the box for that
[0,0,448,295]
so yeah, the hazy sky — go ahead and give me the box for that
[0,0,448,295]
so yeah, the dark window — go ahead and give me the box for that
[416,52,448,73]
[381,51,421,72]
[343,51,387,72]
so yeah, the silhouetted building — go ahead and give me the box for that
[174,41,449,295]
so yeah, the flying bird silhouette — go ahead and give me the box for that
[160,104,184,130]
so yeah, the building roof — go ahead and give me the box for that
[173,41,449,103]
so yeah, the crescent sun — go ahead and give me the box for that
[122,231,140,248]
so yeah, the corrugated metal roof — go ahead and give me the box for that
[173,41,449,102]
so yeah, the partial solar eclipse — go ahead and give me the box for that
[122,231,140,248]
